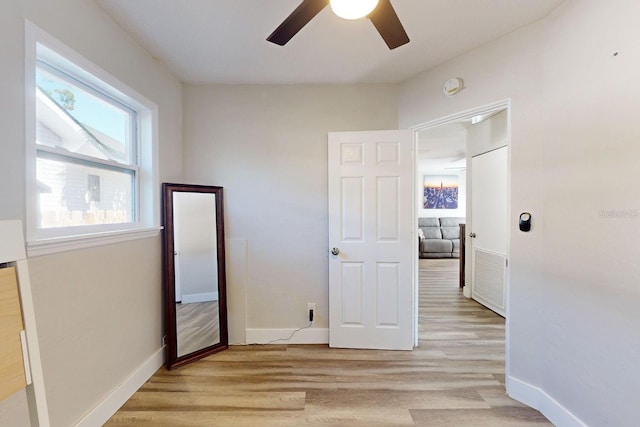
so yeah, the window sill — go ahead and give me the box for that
[26,226,162,258]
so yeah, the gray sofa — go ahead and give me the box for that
[419,217,465,258]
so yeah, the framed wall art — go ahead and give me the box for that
[423,175,459,209]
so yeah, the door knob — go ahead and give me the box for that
[469,233,476,238]
[331,247,340,255]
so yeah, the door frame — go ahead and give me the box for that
[409,98,512,376]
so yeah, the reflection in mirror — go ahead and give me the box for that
[163,183,228,369]
[173,192,220,356]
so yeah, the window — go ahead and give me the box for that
[35,60,138,228]
[25,23,159,255]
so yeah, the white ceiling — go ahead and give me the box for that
[95,0,565,85]
[418,122,468,172]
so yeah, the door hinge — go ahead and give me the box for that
[506,258,509,267]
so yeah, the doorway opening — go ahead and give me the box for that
[412,99,511,373]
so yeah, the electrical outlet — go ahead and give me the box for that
[161,335,167,347]
[307,303,316,322]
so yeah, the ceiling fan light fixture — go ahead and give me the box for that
[330,0,379,20]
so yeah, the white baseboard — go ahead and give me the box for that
[507,376,587,427]
[74,348,163,427]
[245,327,329,345]
[181,292,218,304]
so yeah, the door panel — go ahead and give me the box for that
[377,177,399,240]
[377,263,400,325]
[471,146,508,316]
[342,178,364,240]
[341,262,364,325]
[328,130,414,350]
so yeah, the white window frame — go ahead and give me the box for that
[25,21,160,257]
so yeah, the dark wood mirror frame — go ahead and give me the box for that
[162,183,228,370]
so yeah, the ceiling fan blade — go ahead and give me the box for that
[267,0,329,46]
[368,0,409,50]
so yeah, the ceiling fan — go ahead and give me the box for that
[267,0,410,50]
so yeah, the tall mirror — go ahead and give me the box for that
[162,183,228,370]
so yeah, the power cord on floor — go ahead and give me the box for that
[247,321,313,346]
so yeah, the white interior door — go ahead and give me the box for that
[328,130,415,350]
[470,146,508,316]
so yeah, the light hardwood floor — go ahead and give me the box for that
[106,258,552,426]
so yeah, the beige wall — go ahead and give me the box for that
[0,1,182,425]
[182,84,398,334]
[28,238,162,426]
[399,0,640,425]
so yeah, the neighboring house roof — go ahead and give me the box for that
[35,87,127,164]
